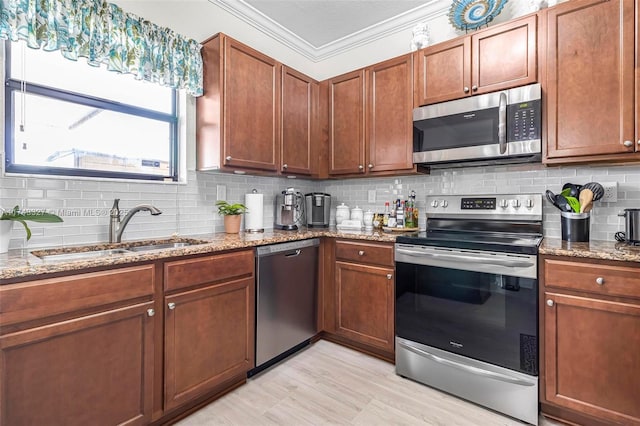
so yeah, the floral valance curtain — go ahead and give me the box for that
[0,0,203,96]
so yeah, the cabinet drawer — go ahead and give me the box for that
[0,264,155,327]
[164,249,254,292]
[335,240,393,267]
[544,259,640,299]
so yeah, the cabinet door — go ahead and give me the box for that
[335,261,394,352]
[281,66,316,175]
[367,55,414,173]
[546,0,635,160]
[0,302,154,426]
[544,292,640,424]
[224,37,280,171]
[329,70,366,175]
[164,277,254,411]
[472,15,537,95]
[415,37,470,106]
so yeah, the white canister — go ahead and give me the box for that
[335,203,350,225]
[350,206,363,224]
[363,209,374,230]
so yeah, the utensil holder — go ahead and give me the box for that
[561,212,590,242]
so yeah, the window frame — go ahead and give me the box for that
[3,41,179,182]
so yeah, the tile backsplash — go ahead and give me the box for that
[2,162,640,250]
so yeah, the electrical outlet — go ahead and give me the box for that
[368,190,376,203]
[600,182,618,202]
[216,185,226,201]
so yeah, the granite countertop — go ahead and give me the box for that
[539,238,640,263]
[0,228,402,282]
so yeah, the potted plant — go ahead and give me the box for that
[215,200,248,234]
[0,206,63,253]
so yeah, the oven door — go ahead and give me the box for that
[395,244,538,375]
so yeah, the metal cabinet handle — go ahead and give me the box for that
[546,299,554,307]
[463,86,470,93]
[623,140,633,147]
[387,274,393,280]
[225,156,232,161]
[147,308,155,317]
[168,302,176,310]
[596,277,605,286]
[472,85,478,91]
[637,140,640,146]
[283,164,288,169]
[358,165,364,170]
[358,250,365,256]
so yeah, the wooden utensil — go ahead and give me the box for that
[579,188,594,213]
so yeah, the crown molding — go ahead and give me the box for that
[209,0,450,62]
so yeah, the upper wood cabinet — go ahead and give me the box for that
[329,70,366,175]
[544,0,640,164]
[197,34,279,173]
[415,15,537,106]
[281,66,319,176]
[329,54,414,177]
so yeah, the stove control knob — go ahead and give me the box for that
[441,200,448,208]
[525,199,534,209]
[511,199,521,209]
[499,199,509,209]
[431,200,439,208]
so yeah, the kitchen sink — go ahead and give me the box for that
[31,238,209,261]
[33,248,133,262]
[127,241,201,252]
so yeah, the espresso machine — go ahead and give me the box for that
[274,188,304,230]
[305,193,331,228]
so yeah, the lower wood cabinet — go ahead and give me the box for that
[164,277,254,411]
[0,300,155,426]
[541,256,640,426]
[325,240,395,358]
[335,261,394,353]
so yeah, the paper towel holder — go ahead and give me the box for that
[245,189,264,233]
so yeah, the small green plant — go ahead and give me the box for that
[215,200,248,216]
[1,205,63,240]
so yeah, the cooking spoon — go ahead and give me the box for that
[579,188,594,213]
[546,190,561,210]
[554,194,574,212]
[561,183,582,198]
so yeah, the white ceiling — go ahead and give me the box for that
[210,0,451,61]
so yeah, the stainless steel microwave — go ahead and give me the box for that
[413,83,541,168]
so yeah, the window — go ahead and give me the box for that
[4,41,178,181]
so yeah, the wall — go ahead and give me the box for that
[322,163,640,242]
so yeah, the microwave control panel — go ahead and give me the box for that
[508,99,541,141]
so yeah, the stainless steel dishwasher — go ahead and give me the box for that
[251,238,319,375]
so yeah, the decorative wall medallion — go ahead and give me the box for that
[448,0,509,32]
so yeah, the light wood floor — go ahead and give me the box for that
[177,340,562,426]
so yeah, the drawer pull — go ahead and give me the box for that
[546,299,554,307]
[358,250,365,256]
[147,308,155,317]
[387,274,393,280]
[168,302,176,310]
[595,277,605,286]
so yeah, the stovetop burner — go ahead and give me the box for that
[398,193,543,254]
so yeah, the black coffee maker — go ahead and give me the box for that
[305,193,331,228]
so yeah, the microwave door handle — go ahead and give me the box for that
[498,92,507,154]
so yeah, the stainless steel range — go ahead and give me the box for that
[394,194,543,425]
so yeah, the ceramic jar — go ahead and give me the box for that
[350,206,363,224]
[363,209,374,230]
[335,203,350,225]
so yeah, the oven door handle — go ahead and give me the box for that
[397,341,535,387]
[395,248,534,268]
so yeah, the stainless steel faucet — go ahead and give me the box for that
[109,199,162,243]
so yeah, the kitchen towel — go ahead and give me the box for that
[244,191,264,232]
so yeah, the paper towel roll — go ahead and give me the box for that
[244,192,264,232]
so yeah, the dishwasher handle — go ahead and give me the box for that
[256,238,320,256]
